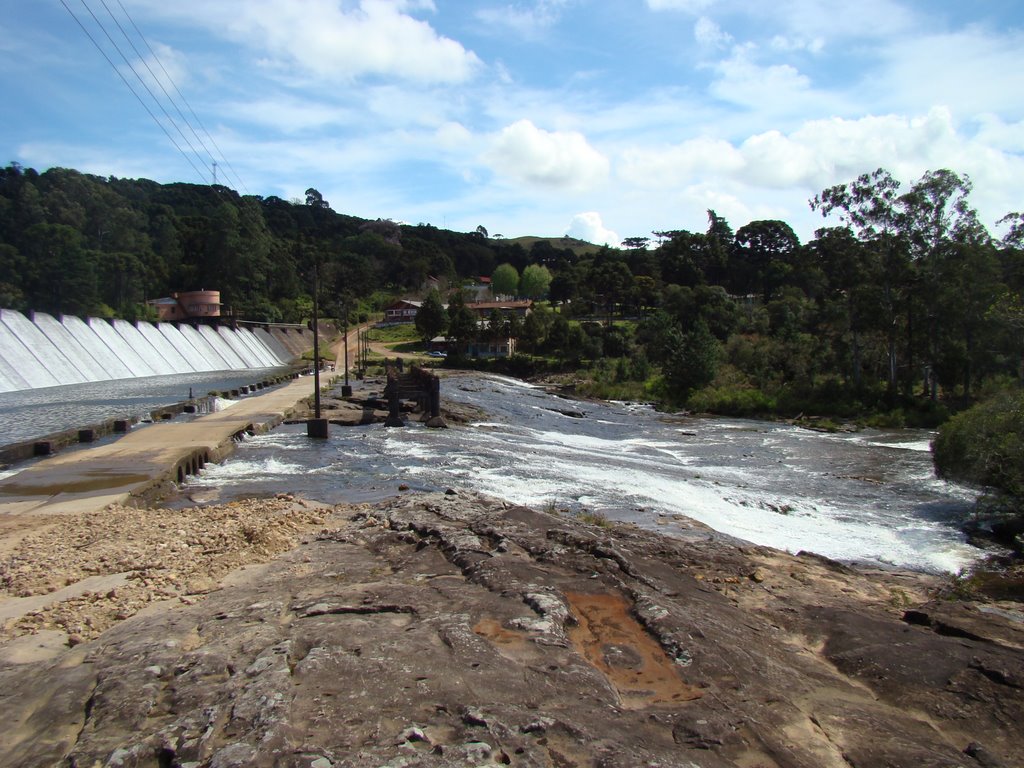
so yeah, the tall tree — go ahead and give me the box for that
[899,169,990,397]
[732,220,800,303]
[445,290,478,355]
[491,263,519,296]
[662,318,720,401]
[519,264,552,299]
[415,288,448,342]
[811,169,909,395]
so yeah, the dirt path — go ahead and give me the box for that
[331,322,440,370]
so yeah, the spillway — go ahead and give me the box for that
[0,309,300,393]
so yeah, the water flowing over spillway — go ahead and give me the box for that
[0,309,293,393]
[185,373,981,574]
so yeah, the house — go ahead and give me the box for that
[467,337,517,358]
[467,276,492,301]
[147,290,222,322]
[383,299,423,324]
[466,300,533,318]
[429,334,517,359]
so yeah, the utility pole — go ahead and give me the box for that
[306,253,328,438]
[342,299,352,397]
[212,161,218,185]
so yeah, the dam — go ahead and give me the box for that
[0,308,308,393]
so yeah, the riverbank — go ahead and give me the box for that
[1,489,1021,767]
[518,368,1024,588]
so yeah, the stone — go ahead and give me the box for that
[0,491,1021,768]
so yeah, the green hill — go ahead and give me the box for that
[491,235,603,257]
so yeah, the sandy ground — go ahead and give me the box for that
[0,496,341,647]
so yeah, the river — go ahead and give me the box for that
[0,367,294,450]
[182,373,979,574]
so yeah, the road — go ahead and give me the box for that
[0,371,340,518]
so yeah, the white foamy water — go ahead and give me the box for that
[186,374,981,574]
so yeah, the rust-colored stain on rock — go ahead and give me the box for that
[566,591,703,709]
[473,617,538,663]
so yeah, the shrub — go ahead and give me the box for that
[687,385,776,416]
[933,388,1024,498]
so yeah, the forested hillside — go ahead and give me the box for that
[1,163,1022,420]
[0,163,512,323]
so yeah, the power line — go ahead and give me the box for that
[75,0,213,182]
[59,0,209,184]
[113,0,249,194]
[98,0,218,174]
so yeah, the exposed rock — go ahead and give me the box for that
[0,491,1021,767]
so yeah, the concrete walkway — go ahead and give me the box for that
[0,372,337,517]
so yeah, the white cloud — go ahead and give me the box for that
[434,121,474,149]
[619,137,744,187]
[733,0,917,44]
[484,119,610,190]
[646,0,716,12]
[136,0,480,84]
[709,44,812,109]
[873,27,1024,118]
[128,41,191,96]
[973,114,1024,154]
[612,105,1024,239]
[616,106,1024,196]
[566,212,620,247]
[694,17,731,48]
[769,34,824,54]
[224,96,358,133]
[476,1,572,36]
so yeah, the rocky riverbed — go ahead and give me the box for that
[1,490,1022,767]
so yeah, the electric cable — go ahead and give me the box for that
[58,0,209,184]
[113,0,250,194]
[75,0,213,182]
[99,0,218,176]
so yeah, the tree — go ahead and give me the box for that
[732,220,800,303]
[415,288,448,342]
[491,263,519,296]
[662,319,720,401]
[520,304,552,352]
[445,290,478,355]
[305,188,330,209]
[999,212,1024,249]
[519,264,552,299]
[659,231,709,287]
[589,257,634,320]
[20,223,99,315]
[622,236,650,250]
[474,224,489,240]
[549,266,581,305]
[898,170,990,397]
[811,169,909,395]
[810,226,879,389]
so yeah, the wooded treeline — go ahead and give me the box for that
[1,163,1022,418]
[0,164,508,323]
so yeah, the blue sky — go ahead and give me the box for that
[1,0,1022,246]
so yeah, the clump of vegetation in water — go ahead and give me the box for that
[932,386,1024,599]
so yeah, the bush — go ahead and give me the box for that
[687,385,776,416]
[933,388,1024,498]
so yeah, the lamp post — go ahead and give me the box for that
[342,299,352,397]
[306,256,328,438]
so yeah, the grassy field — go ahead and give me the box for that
[368,324,421,343]
[492,236,605,256]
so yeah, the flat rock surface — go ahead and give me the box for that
[1,491,1022,767]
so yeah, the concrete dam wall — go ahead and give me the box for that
[0,309,312,393]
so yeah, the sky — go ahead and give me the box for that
[1,0,1022,248]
